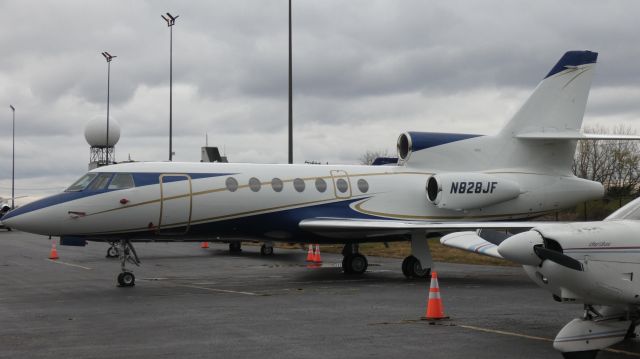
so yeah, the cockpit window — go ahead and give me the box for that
[606,197,640,221]
[87,173,113,191]
[108,174,135,190]
[65,173,98,192]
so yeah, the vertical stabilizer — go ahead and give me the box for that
[499,51,598,137]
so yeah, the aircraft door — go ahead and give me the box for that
[158,174,193,235]
[330,170,352,199]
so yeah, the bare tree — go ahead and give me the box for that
[573,124,640,195]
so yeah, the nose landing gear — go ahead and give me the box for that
[116,240,140,287]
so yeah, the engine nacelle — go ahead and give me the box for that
[396,131,481,164]
[426,173,521,210]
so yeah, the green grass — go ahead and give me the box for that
[279,239,515,267]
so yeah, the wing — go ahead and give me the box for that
[299,217,537,239]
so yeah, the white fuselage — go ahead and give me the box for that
[3,161,603,243]
[522,220,640,306]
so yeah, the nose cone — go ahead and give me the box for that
[0,193,72,235]
[1,210,27,231]
[497,231,544,266]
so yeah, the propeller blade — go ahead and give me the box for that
[534,246,583,271]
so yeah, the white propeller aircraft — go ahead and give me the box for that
[2,50,633,287]
[441,197,640,359]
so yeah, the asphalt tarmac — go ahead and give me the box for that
[0,230,638,359]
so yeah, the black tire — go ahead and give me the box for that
[260,245,274,256]
[402,255,430,279]
[342,255,353,274]
[345,254,368,275]
[561,350,599,359]
[401,256,412,278]
[229,242,242,253]
[117,272,135,287]
[106,247,119,258]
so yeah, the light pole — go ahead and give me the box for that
[9,105,15,209]
[288,0,293,164]
[101,51,116,165]
[162,12,179,161]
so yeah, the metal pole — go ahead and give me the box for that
[161,13,178,161]
[101,52,116,165]
[10,105,15,209]
[288,0,293,164]
[169,24,173,161]
[106,60,110,164]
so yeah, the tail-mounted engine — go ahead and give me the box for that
[396,131,481,164]
[426,173,521,211]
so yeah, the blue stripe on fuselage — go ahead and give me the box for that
[69,197,383,242]
[2,172,232,221]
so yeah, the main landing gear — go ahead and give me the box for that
[401,255,430,278]
[229,241,242,253]
[341,232,433,278]
[116,240,140,287]
[106,242,120,259]
[260,242,274,256]
[341,244,368,275]
[402,231,433,279]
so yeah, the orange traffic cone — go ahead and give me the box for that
[313,244,322,263]
[200,242,209,249]
[421,271,449,320]
[49,241,59,260]
[306,244,315,262]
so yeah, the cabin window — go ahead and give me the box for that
[336,178,349,193]
[108,174,135,190]
[87,173,113,191]
[249,177,261,192]
[65,173,98,192]
[357,179,369,193]
[293,178,306,192]
[226,177,239,192]
[315,178,327,193]
[271,178,283,192]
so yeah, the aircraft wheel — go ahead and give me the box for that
[343,254,368,275]
[561,350,599,359]
[106,246,119,258]
[7,227,11,231]
[260,244,274,256]
[117,272,135,287]
[342,256,353,274]
[402,255,430,279]
[229,242,242,253]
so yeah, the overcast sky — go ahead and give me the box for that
[1,0,640,196]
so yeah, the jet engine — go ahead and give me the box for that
[426,173,521,211]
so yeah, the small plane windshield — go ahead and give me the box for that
[65,173,98,192]
[606,197,640,221]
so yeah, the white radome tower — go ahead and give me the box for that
[85,117,120,169]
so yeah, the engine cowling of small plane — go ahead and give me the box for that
[426,173,521,210]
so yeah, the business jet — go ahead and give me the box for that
[3,50,633,287]
[441,196,640,359]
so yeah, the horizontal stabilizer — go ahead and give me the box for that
[439,231,503,259]
[516,132,640,140]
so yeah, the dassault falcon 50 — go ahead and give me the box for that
[4,50,633,287]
